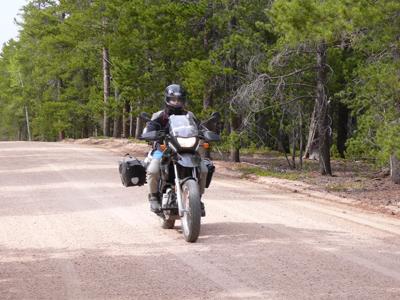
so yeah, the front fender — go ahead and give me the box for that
[177,153,201,168]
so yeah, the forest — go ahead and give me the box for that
[0,0,399,182]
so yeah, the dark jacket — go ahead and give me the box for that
[146,110,171,132]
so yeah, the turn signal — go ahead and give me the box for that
[203,143,210,149]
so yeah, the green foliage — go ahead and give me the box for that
[377,124,400,161]
[270,0,357,46]
[343,0,400,165]
[239,166,301,181]
[182,59,229,102]
[330,144,341,160]
[0,0,398,174]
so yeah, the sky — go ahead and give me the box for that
[0,1,28,47]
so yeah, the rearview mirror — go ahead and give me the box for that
[139,130,159,141]
[203,131,221,142]
[139,112,151,122]
[210,112,221,122]
[200,111,221,130]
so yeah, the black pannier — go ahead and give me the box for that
[203,159,215,188]
[119,155,146,187]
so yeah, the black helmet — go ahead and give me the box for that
[164,84,186,114]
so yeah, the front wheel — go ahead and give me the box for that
[181,179,201,242]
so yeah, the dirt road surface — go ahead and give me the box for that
[1,141,400,299]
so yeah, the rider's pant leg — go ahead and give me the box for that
[199,160,208,195]
[147,158,161,194]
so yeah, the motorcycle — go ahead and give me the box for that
[139,112,220,243]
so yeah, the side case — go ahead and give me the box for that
[119,155,146,187]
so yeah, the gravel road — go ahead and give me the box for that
[1,141,400,299]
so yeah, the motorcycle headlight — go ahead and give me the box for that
[176,137,197,148]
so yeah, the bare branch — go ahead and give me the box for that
[255,95,315,114]
[230,65,315,116]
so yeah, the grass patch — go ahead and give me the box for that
[326,181,365,192]
[239,147,277,155]
[127,137,147,144]
[213,145,280,156]
[239,166,301,181]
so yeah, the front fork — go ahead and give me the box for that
[173,162,198,217]
[173,162,185,217]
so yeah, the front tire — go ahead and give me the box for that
[181,179,201,242]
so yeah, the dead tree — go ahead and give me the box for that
[122,101,130,138]
[135,116,144,139]
[391,154,400,184]
[113,86,121,138]
[315,42,332,175]
[102,47,111,137]
[303,103,318,159]
[231,54,315,169]
[227,2,241,163]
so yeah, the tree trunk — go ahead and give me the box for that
[230,115,241,162]
[228,5,240,163]
[291,127,296,168]
[59,131,65,141]
[203,88,214,159]
[56,79,64,142]
[316,42,332,176]
[390,154,400,184]
[122,101,130,138]
[256,113,268,145]
[203,88,213,110]
[299,108,303,170]
[113,87,121,138]
[135,116,144,139]
[24,106,31,142]
[337,102,349,158]
[18,127,22,141]
[122,105,127,138]
[102,47,111,137]
[82,116,89,138]
[202,2,216,165]
[303,102,318,159]
[129,105,134,137]
[230,147,240,162]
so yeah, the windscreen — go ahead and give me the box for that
[169,114,198,137]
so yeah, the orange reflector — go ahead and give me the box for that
[160,144,167,151]
[203,143,210,149]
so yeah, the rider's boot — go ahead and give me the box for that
[200,200,206,217]
[149,193,161,213]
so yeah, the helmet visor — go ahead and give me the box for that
[167,95,185,108]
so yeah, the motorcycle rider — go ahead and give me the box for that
[145,84,209,213]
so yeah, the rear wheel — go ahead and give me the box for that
[181,179,201,242]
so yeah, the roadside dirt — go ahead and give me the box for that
[225,155,400,217]
[63,138,400,217]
